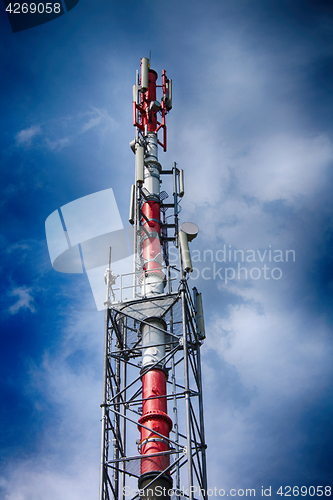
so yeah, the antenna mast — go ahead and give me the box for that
[99,57,208,500]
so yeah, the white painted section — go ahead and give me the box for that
[142,318,166,367]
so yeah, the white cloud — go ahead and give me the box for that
[201,279,333,487]
[207,303,331,396]
[16,125,42,146]
[235,134,333,202]
[0,459,99,500]
[5,241,31,254]
[169,22,333,223]
[174,121,333,214]
[81,107,118,137]
[46,136,71,150]
[1,302,104,499]
[0,462,98,500]
[82,115,102,132]
[14,108,118,153]
[8,286,36,314]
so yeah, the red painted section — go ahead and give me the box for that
[148,70,157,132]
[148,70,157,101]
[142,369,168,414]
[139,369,172,474]
[142,198,162,274]
[143,201,161,233]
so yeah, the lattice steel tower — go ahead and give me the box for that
[99,57,207,500]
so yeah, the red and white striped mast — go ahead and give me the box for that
[99,56,207,500]
[133,56,173,496]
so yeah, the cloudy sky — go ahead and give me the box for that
[1,0,333,498]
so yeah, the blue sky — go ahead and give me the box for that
[1,0,333,498]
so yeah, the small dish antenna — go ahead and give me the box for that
[180,222,199,242]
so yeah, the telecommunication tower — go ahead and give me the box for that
[99,57,207,500]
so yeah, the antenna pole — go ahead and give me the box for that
[99,58,207,500]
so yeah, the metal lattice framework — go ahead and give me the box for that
[99,268,207,500]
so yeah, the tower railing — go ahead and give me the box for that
[106,265,179,304]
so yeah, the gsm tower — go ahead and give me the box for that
[99,57,207,500]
